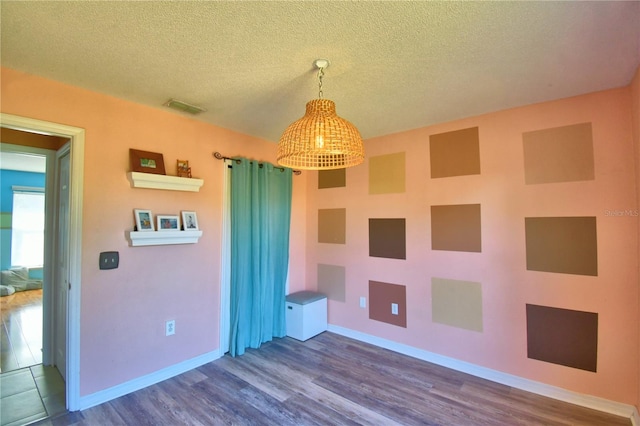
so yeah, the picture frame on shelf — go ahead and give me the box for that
[177,159,192,178]
[181,211,199,230]
[157,215,180,231]
[134,209,154,231]
[130,149,166,175]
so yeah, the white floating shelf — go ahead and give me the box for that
[126,230,203,246]
[127,172,204,192]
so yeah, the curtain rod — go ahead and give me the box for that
[212,152,302,175]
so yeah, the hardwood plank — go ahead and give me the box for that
[282,394,365,426]
[1,322,20,373]
[210,354,294,402]
[457,381,566,425]
[1,289,42,372]
[508,387,630,426]
[155,376,240,425]
[36,332,631,426]
[234,341,401,425]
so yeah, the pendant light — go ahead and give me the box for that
[277,59,365,170]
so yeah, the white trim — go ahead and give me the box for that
[0,113,84,411]
[632,409,640,426]
[78,349,221,410]
[127,171,204,192]
[11,185,45,193]
[328,324,638,421]
[126,230,203,246]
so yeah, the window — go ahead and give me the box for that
[11,188,45,268]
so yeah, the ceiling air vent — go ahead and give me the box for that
[164,99,206,115]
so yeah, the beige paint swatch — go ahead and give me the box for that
[317,264,346,302]
[432,277,483,332]
[523,122,594,184]
[369,152,406,194]
[318,208,346,244]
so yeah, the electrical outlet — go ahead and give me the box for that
[359,297,366,308]
[391,303,399,315]
[165,320,175,336]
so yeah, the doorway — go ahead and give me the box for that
[0,140,69,424]
[0,145,49,374]
[0,113,84,412]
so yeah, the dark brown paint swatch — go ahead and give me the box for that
[369,218,406,259]
[526,304,598,372]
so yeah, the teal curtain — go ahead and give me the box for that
[229,158,292,356]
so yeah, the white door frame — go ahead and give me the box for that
[0,113,84,411]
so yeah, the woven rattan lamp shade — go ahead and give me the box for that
[277,98,365,170]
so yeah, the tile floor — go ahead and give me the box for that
[0,364,65,426]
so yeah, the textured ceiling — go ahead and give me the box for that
[1,1,639,143]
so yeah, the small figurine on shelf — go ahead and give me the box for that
[177,159,192,178]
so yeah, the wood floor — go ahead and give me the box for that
[1,289,43,373]
[36,332,629,426]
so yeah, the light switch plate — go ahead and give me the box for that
[99,251,119,270]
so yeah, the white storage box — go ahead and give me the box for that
[286,291,327,341]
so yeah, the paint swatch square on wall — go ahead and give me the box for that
[318,168,346,189]
[429,127,480,178]
[523,122,594,185]
[526,304,598,372]
[318,208,346,244]
[369,152,405,194]
[431,277,483,332]
[369,218,406,259]
[525,216,597,276]
[431,204,482,253]
[317,264,346,302]
[369,280,407,328]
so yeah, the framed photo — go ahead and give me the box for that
[181,211,199,230]
[177,159,192,178]
[130,149,166,175]
[157,215,180,231]
[134,209,154,231]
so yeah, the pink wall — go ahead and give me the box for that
[307,85,639,405]
[631,66,640,411]
[3,64,638,408]
[0,67,307,396]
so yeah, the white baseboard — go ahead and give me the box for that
[78,349,221,411]
[328,325,638,422]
